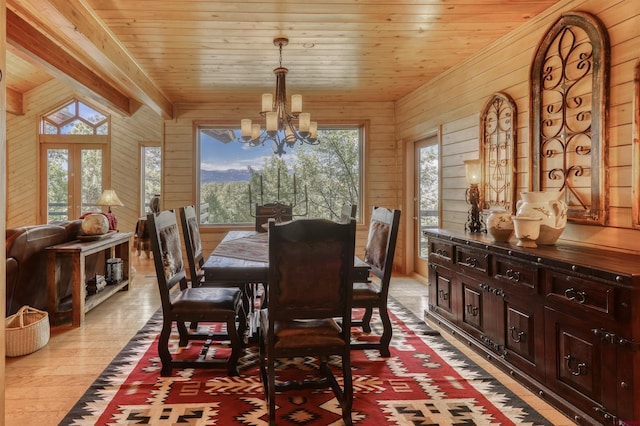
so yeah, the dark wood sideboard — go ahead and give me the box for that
[424,229,639,426]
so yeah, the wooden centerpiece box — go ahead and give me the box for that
[424,228,639,426]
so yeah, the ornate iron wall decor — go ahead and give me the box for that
[633,60,640,228]
[480,92,517,213]
[530,11,609,225]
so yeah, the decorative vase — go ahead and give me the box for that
[485,208,514,242]
[515,191,567,245]
[81,213,109,235]
[512,216,542,248]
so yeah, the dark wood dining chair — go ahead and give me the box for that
[340,203,357,222]
[259,218,356,426]
[179,205,252,329]
[148,209,246,376]
[254,202,293,232]
[351,206,401,357]
[178,205,208,288]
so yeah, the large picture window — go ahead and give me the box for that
[198,125,363,225]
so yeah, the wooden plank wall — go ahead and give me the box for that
[164,101,402,266]
[5,79,162,234]
[1,0,8,402]
[396,0,640,253]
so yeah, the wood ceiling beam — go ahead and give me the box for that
[28,0,173,119]
[6,87,23,115]
[6,9,139,117]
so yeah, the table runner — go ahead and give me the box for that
[211,232,269,263]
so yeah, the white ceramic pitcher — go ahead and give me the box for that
[516,191,567,245]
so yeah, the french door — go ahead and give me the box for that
[413,136,439,277]
[40,143,107,223]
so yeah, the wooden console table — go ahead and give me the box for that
[47,232,132,327]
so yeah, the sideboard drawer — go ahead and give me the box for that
[546,272,617,320]
[493,256,539,294]
[429,239,454,263]
[455,245,489,274]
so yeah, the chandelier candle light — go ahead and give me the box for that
[238,37,319,156]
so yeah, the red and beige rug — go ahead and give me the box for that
[61,300,554,425]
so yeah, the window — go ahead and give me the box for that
[39,99,110,222]
[198,125,362,225]
[141,144,161,214]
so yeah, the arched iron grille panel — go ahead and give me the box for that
[531,11,609,225]
[480,92,517,213]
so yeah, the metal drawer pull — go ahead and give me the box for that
[509,326,526,343]
[465,257,478,267]
[592,328,616,344]
[436,249,449,257]
[505,269,521,282]
[564,288,587,304]
[564,355,587,376]
[466,304,479,316]
[438,289,449,301]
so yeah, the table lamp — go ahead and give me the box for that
[464,159,485,233]
[96,189,124,230]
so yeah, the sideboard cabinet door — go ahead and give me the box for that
[428,263,459,325]
[544,307,618,424]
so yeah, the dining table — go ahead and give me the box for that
[202,230,371,338]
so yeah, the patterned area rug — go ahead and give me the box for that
[61,299,553,425]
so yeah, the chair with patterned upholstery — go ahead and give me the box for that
[351,206,401,357]
[259,218,356,426]
[148,209,246,376]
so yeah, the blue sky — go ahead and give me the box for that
[200,130,297,171]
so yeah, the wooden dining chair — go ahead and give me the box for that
[148,209,246,376]
[340,203,357,222]
[178,205,208,288]
[254,202,293,232]
[179,205,252,329]
[351,206,401,357]
[259,218,356,426]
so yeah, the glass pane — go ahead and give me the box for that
[143,146,161,213]
[199,127,361,225]
[81,149,103,214]
[78,102,106,124]
[43,121,58,135]
[62,119,94,135]
[48,101,75,125]
[47,149,69,222]
[419,144,439,257]
[96,123,108,135]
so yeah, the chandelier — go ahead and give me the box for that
[238,37,319,156]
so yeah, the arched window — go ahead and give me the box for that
[530,11,609,225]
[39,99,111,222]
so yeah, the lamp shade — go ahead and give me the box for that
[96,189,124,208]
[464,159,482,185]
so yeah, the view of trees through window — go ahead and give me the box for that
[142,146,161,213]
[199,127,362,225]
[418,143,439,257]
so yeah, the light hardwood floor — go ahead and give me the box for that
[5,254,573,425]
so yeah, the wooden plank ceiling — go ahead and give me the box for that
[5,0,560,118]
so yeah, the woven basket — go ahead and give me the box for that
[5,306,50,357]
